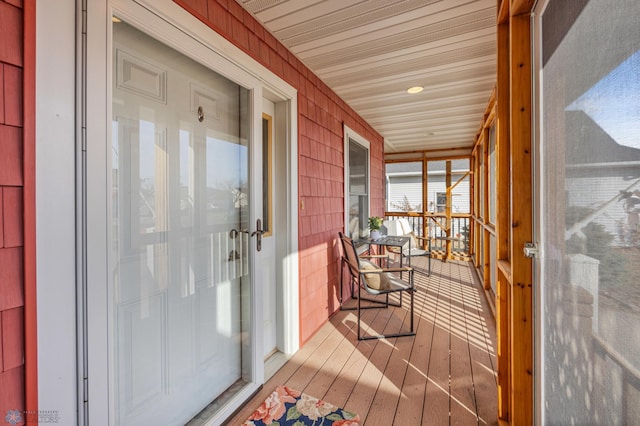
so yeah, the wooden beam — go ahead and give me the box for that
[385,151,471,162]
[498,0,509,24]
[509,13,534,425]
[510,0,535,16]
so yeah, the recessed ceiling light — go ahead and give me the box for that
[407,86,424,94]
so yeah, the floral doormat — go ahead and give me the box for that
[243,385,360,425]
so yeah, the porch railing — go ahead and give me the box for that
[384,212,471,258]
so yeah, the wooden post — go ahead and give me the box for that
[483,128,491,289]
[445,160,452,260]
[422,157,428,241]
[496,0,512,421]
[509,11,534,425]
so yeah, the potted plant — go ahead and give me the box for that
[368,216,383,240]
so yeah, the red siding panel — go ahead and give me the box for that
[0,366,24,423]
[0,124,23,186]
[3,64,22,127]
[3,186,23,247]
[206,0,229,34]
[2,307,24,371]
[0,314,3,369]
[0,247,23,311]
[0,188,4,247]
[0,64,4,123]
[177,0,207,17]
[0,2,22,67]
[6,0,23,8]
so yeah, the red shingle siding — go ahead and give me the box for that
[0,124,23,186]
[174,0,385,343]
[3,187,23,247]
[0,366,24,422]
[0,65,5,122]
[2,307,24,371]
[0,0,25,419]
[0,2,22,67]
[4,64,23,127]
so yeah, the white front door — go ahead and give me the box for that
[111,20,253,425]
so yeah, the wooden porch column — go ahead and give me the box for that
[508,10,534,425]
[496,9,512,422]
[445,160,452,260]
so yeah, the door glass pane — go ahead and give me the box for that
[539,0,640,423]
[348,139,368,239]
[112,21,251,425]
[262,114,272,235]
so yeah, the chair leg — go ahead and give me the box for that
[357,286,362,340]
[410,286,415,333]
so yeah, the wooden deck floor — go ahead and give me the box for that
[227,258,498,425]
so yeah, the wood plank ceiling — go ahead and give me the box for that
[238,0,497,154]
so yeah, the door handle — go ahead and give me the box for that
[251,218,265,251]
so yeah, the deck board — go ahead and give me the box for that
[227,258,497,425]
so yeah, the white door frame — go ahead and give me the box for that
[77,1,298,424]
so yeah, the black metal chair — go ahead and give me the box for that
[338,232,416,340]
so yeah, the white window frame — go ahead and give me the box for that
[344,125,371,240]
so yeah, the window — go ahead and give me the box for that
[435,192,447,212]
[385,161,423,212]
[344,126,370,240]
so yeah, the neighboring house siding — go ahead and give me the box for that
[427,175,471,214]
[387,175,422,212]
[387,175,471,213]
[174,0,385,343]
[0,0,25,419]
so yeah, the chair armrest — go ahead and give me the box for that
[360,266,412,274]
[383,266,413,272]
[413,235,432,249]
